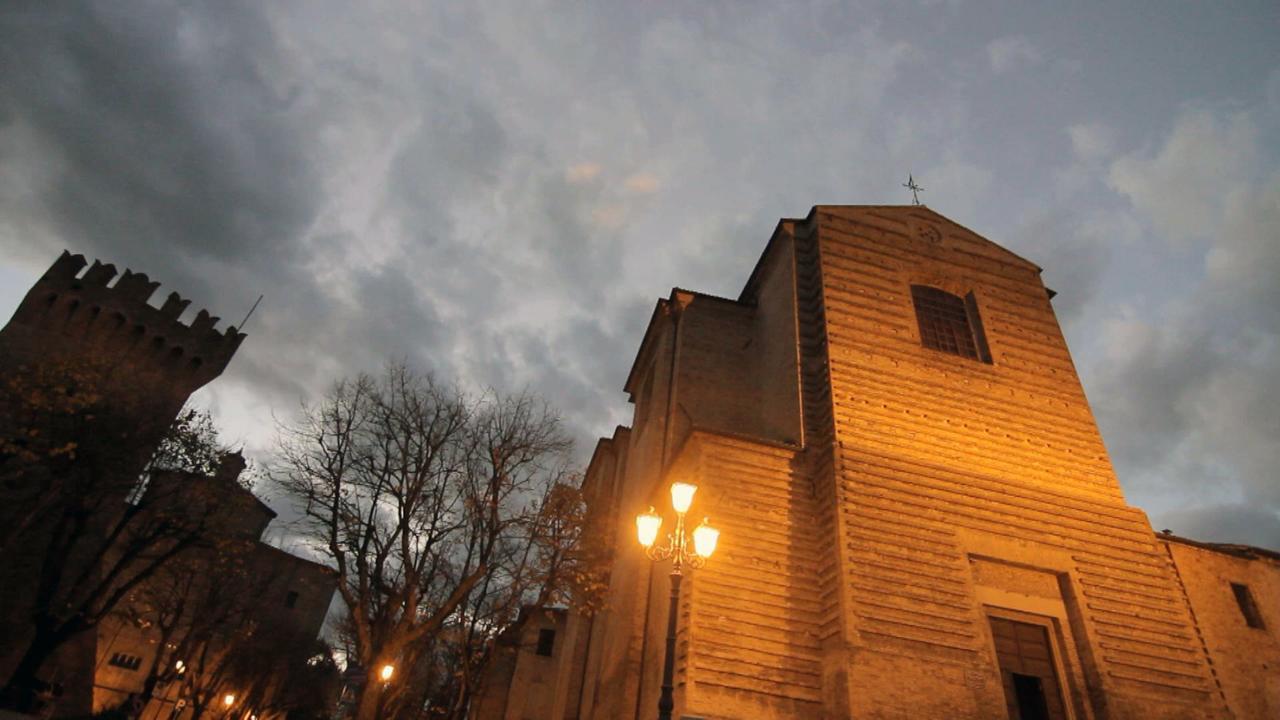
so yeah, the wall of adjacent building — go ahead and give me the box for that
[1160,538,1280,718]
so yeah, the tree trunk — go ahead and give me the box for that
[353,667,387,720]
[0,618,67,712]
[132,670,162,719]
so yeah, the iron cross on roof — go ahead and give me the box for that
[903,174,924,205]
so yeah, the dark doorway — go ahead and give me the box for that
[1011,673,1050,720]
[536,628,556,657]
[989,616,1068,720]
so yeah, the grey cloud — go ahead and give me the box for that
[0,2,316,271]
[1107,110,1259,245]
[1092,109,1280,546]
[986,35,1042,75]
[0,1,349,404]
[1008,209,1112,327]
[2,1,1278,552]
[1154,505,1280,550]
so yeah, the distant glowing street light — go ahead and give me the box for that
[635,481,720,720]
[379,663,395,683]
[222,693,236,708]
[174,659,186,675]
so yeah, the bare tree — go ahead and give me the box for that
[409,480,597,720]
[273,364,579,720]
[111,532,255,718]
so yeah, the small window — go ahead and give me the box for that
[109,653,143,671]
[285,591,299,609]
[910,285,991,363]
[536,628,556,657]
[1231,583,1265,629]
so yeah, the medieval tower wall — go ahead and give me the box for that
[0,250,244,419]
[0,251,247,713]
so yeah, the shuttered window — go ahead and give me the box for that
[109,653,144,671]
[1231,583,1266,629]
[911,285,991,363]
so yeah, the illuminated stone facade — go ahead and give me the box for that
[477,206,1279,719]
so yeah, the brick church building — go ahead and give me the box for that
[476,206,1279,719]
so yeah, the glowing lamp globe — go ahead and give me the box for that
[669,482,697,514]
[636,507,662,548]
[223,694,236,707]
[692,519,720,559]
[380,664,395,682]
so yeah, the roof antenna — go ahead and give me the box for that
[237,294,264,332]
[903,174,924,206]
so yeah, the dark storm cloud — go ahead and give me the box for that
[1,1,1277,550]
[0,2,360,409]
[0,2,521,413]
[0,2,315,272]
[0,1,530,489]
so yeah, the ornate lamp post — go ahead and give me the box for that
[636,481,721,720]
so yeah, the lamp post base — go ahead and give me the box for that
[657,571,683,720]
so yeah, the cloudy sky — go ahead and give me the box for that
[2,2,1278,548]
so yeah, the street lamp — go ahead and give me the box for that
[379,664,395,683]
[636,481,720,720]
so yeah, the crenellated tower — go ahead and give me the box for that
[0,250,245,425]
[0,251,249,714]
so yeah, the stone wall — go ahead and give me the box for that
[809,207,1227,719]
[1160,536,1280,718]
[482,206,1273,720]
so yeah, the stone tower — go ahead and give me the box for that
[0,250,244,424]
[0,251,247,710]
[558,207,1246,720]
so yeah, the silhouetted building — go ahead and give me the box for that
[0,250,244,434]
[92,455,336,720]
[0,252,332,718]
[476,206,1279,719]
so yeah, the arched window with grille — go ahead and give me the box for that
[910,285,991,363]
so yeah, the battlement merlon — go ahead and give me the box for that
[4,250,247,382]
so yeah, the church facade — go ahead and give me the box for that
[477,206,1279,719]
